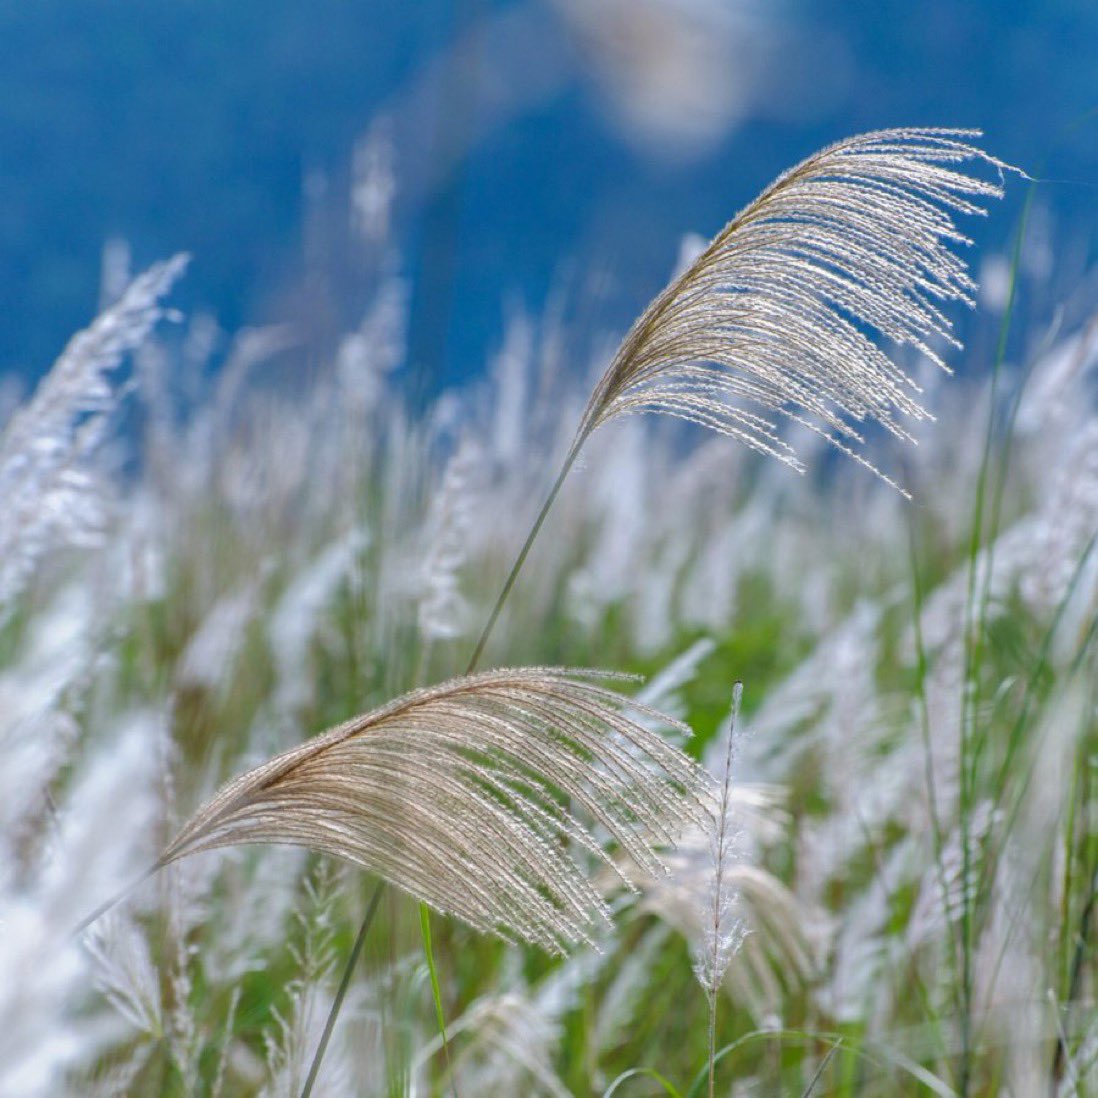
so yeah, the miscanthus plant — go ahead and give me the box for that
[8,126,1096,1097]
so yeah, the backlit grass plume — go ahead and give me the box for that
[573,128,1011,487]
[470,128,1010,667]
[157,668,709,952]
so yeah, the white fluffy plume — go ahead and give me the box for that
[575,128,1012,489]
[0,255,188,611]
[159,668,709,952]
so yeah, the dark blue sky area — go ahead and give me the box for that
[1,0,1095,390]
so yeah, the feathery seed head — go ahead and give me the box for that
[576,128,1015,492]
[0,255,188,613]
[159,668,710,952]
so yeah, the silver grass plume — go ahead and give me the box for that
[158,668,709,952]
[467,129,1011,671]
[572,128,1011,490]
[0,254,189,611]
[695,682,748,996]
[698,682,748,1098]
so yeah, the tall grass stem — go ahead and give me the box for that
[703,682,744,1098]
[464,438,584,674]
[299,879,384,1098]
[420,903,458,1097]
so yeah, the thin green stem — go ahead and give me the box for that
[800,1041,841,1098]
[420,903,458,1096]
[972,615,1098,1058]
[852,801,947,1061]
[300,879,384,1098]
[706,985,718,1098]
[464,437,584,675]
[602,1067,681,1097]
[684,1029,954,1098]
[955,170,1032,1098]
[1051,828,1098,1092]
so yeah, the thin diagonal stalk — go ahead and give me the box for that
[71,862,163,938]
[465,437,585,673]
[800,1041,842,1097]
[954,173,1030,1098]
[300,879,384,1098]
[420,905,457,1088]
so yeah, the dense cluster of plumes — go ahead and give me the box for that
[1,127,1095,1095]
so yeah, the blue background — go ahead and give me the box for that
[1,0,1095,390]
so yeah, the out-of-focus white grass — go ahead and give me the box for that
[2,286,1091,1091]
[0,256,187,616]
[259,869,356,1098]
[1,711,164,1095]
[0,128,1092,1096]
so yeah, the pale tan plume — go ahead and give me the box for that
[573,128,1013,490]
[158,668,709,951]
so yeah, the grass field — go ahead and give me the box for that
[1,133,1095,1097]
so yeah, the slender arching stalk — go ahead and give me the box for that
[464,437,585,674]
[70,863,163,938]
